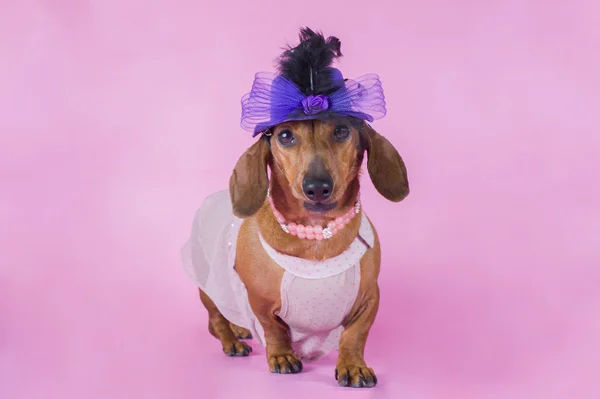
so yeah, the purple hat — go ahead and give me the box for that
[240,28,387,136]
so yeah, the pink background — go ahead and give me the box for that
[1,1,599,398]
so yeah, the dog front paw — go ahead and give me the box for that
[335,365,377,388]
[268,352,303,374]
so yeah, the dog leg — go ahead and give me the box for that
[198,288,252,356]
[253,312,303,374]
[335,284,380,388]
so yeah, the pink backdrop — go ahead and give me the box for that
[2,1,599,398]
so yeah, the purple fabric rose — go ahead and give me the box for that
[301,95,329,115]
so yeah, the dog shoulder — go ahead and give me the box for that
[359,215,381,285]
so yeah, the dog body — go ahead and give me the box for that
[181,28,409,388]
[182,189,377,362]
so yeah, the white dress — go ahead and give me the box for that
[181,190,375,361]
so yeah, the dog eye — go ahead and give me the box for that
[333,125,351,141]
[277,130,295,146]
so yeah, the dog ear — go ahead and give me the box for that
[363,123,409,202]
[229,137,271,218]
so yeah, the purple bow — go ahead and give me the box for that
[241,72,386,136]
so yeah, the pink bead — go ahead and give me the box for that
[315,234,324,241]
[296,225,305,234]
[343,217,351,225]
[306,233,315,240]
[335,217,344,225]
[290,229,298,236]
[327,221,336,229]
[305,226,314,234]
[348,208,356,217]
[297,232,306,239]
[288,222,297,232]
[330,227,338,235]
[313,225,323,233]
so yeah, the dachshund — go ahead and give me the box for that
[181,28,409,388]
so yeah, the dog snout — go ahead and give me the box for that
[302,176,333,202]
[302,157,334,202]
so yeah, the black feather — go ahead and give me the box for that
[277,27,343,95]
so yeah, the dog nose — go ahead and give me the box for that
[302,177,333,202]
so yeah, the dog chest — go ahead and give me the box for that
[278,266,361,332]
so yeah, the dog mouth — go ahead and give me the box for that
[303,201,338,214]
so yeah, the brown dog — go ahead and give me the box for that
[182,28,409,388]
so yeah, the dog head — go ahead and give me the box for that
[229,120,408,219]
[230,28,409,220]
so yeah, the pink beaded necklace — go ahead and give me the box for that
[267,190,361,240]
